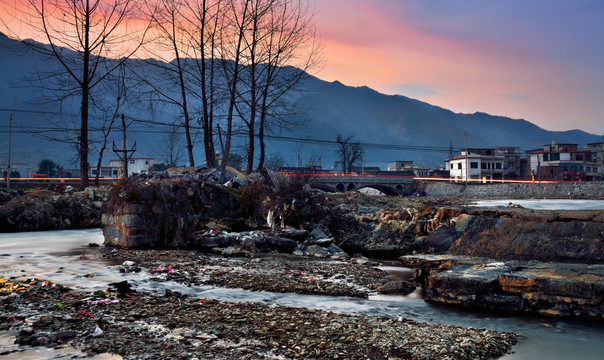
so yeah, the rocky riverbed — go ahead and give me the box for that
[1,251,520,360]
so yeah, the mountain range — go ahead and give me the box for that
[0,32,600,174]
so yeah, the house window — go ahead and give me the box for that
[481,163,486,169]
[543,153,549,161]
[495,163,502,169]
[450,164,453,169]
[145,160,149,165]
[550,153,560,161]
[576,155,583,161]
[586,167,592,172]
[112,169,118,176]
[130,160,135,164]
[470,162,478,169]
[91,169,97,175]
[457,163,462,170]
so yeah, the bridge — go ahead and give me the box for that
[302,173,416,195]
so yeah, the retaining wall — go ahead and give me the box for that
[422,181,604,199]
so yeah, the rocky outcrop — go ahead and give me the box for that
[101,168,343,257]
[411,207,604,264]
[0,189,103,232]
[401,254,604,320]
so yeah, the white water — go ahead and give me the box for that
[1,229,603,360]
[471,199,604,210]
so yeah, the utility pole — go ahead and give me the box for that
[112,114,136,179]
[7,114,12,190]
[464,132,468,185]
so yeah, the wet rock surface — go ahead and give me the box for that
[1,276,520,359]
[401,254,604,320]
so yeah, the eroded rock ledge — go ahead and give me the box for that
[401,254,604,320]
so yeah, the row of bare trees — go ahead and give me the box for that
[3,0,320,187]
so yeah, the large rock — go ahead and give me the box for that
[412,207,604,264]
[401,254,604,320]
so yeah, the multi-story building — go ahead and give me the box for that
[584,142,604,181]
[526,142,589,180]
[446,149,506,182]
[492,146,522,177]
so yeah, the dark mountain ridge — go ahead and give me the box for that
[0,32,599,172]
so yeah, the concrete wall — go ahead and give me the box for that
[422,181,604,199]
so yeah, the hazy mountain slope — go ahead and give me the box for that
[0,32,600,171]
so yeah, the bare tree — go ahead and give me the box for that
[255,0,321,171]
[218,0,252,168]
[335,134,363,173]
[136,0,196,167]
[181,0,225,169]
[158,126,186,167]
[90,63,130,184]
[3,0,149,188]
[231,0,321,173]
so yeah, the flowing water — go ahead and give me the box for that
[1,223,603,359]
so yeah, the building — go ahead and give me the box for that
[526,142,588,180]
[89,165,119,178]
[90,157,156,178]
[446,149,506,182]
[492,146,522,177]
[387,161,431,177]
[584,142,604,181]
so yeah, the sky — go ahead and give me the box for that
[1,0,603,135]
[313,0,604,135]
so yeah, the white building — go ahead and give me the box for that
[446,149,505,182]
[108,157,156,177]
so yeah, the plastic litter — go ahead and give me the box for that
[78,310,95,318]
[92,326,104,337]
[148,266,173,274]
[123,260,136,266]
[93,290,108,297]
[86,299,119,305]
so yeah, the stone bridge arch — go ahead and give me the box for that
[356,184,401,196]
[310,183,338,193]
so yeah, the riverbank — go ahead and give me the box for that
[0,250,520,359]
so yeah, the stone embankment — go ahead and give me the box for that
[422,181,604,199]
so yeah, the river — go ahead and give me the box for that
[1,226,603,359]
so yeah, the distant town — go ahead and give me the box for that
[3,140,602,184]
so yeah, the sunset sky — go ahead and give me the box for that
[314,0,604,135]
[1,0,603,135]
